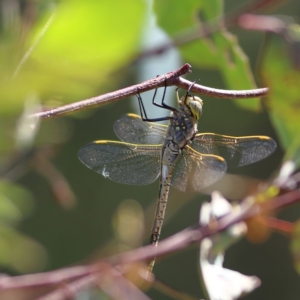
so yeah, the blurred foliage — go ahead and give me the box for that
[0,0,145,112]
[291,219,300,274]
[154,0,260,110]
[260,23,300,151]
[0,180,46,273]
[0,0,146,275]
[0,0,299,299]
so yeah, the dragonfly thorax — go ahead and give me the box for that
[167,108,198,150]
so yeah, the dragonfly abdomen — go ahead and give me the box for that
[150,164,174,247]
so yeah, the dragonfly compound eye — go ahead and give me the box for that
[186,96,203,120]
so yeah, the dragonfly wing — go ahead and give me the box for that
[171,146,227,192]
[113,113,167,144]
[192,134,276,167]
[78,141,161,185]
[170,153,191,192]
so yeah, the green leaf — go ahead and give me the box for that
[0,0,146,112]
[0,195,22,225]
[260,25,300,150]
[154,0,259,110]
[0,225,47,273]
[284,136,300,169]
[0,181,35,220]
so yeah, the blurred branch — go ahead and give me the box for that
[28,63,191,120]
[1,147,76,208]
[0,184,299,297]
[263,216,294,234]
[237,14,287,34]
[237,13,300,67]
[36,274,98,300]
[32,149,76,208]
[37,266,151,300]
[29,63,269,120]
[25,0,292,121]
[134,0,288,62]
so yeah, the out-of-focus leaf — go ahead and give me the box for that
[0,181,45,273]
[0,0,146,113]
[0,181,35,219]
[112,199,144,247]
[154,0,259,110]
[281,130,300,170]
[0,225,47,273]
[260,25,300,150]
[0,194,22,225]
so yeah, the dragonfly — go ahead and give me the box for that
[78,81,276,272]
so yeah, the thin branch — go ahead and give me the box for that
[26,0,285,121]
[37,266,150,300]
[178,77,268,99]
[36,275,97,300]
[237,14,287,34]
[28,63,191,120]
[0,187,299,295]
[0,198,258,291]
[134,0,287,62]
[107,198,260,267]
[29,63,269,120]
[0,265,91,290]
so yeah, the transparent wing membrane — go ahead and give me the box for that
[172,146,227,192]
[114,113,167,144]
[78,141,161,185]
[192,134,276,167]
[79,85,277,274]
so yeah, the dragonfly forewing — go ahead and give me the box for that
[78,141,161,185]
[171,146,227,192]
[113,113,167,144]
[78,84,277,274]
[192,134,276,167]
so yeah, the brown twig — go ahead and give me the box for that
[0,197,258,292]
[178,77,268,99]
[28,63,192,120]
[28,63,269,120]
[0,187,299,296]
[36,266,151,300]
[36,274,98,300]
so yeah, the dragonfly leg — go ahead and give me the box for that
[136,80,174,122]
[180,81,197,106]
[153,76,177,111]
[136,87,169,122]
[136,88,147,120]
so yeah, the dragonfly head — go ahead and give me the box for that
[176,84,203,120]
[184,95,203,120]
